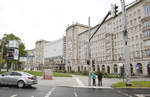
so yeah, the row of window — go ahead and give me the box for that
[143,21,150,28]
[145,4,150,16]
[144,30,150,37]
[145,40,150,46]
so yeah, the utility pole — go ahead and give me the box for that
[0,40,4,72]
[120,0,132,86]
[88,17,91,86]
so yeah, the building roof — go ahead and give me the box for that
[66,23,89,31]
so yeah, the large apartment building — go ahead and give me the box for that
[65,0,150,76]
[35,40,49,70]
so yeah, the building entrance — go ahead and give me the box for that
[147,64,150,76]
[107,66,110,74]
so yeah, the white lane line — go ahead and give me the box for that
[135,94,145,97]
[44,87,55,97]
[10,94,17,97]
[31,96,34,97]
[72,76,84,86]
[74,92,78,97]
[116,90,133,97]
[136,94,150,97]
[74,88,78,97]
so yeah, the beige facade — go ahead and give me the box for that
[65,0,150,76]
[65,23,89,72]
[35,40,48,70]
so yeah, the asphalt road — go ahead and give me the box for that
[0,85,150,97]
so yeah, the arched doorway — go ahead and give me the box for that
[136,63,143,74]
[70,66,72,72]
[68,66,70,72]
[97,65,100,71]
[147,63,150,77]
[84,67,86,71]
[78,66,80,72]
[102,65,105,71]
[120,64,124,77]
[107,66,110,74]
[81,66,83,71]
[130,64,133,75]
[114,64,118,73]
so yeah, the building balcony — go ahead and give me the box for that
[143,45,150,50]
[143,36,150,41]
[142,26,150,32]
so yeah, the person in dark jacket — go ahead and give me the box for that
[98,71,103,86]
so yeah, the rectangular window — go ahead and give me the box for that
[145,40,150,46]
[146,49,150,56]
[137,9,141,16]
[145,5,150,16]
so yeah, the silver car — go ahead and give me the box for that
[0,71,38,88]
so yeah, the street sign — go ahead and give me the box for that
[14,49,19,60]
[9,40,19,48]
[20,57,27,62]
[28,55,35,58]
[7,48,14,60]
[136,64,139,69]
[44,69,53,80]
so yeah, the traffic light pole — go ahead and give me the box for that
[120,0,132,86]
[88,17,91,86]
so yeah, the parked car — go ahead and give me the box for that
[0,71,37,88]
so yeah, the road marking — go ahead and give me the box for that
[74,88,78,97]
[10,94,17,97]
[74,92,78,97]
[116,90,133,97]
[136,94,150,97]
[31,96,34,97]
[72,75,84,86]
[44,87,55,97]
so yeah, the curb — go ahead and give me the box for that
[112,87,150,89]
[57,85,112,89]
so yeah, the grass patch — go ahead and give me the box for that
[26,71,43,76]
[15,70,43,76]
[112,81,150,88]
[0,71,6,74]
[53,72,72,77]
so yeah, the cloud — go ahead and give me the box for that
[0,0,135,49]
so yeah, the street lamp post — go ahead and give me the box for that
[120,0,132,86]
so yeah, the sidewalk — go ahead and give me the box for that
[73,75,150,88]
[37,76,78,87]
[37,75,150,88]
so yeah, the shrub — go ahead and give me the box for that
[80,70,88,75]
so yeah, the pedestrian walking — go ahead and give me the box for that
[92,71,96,86]
[98,71,103,86]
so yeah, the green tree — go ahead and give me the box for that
[2,33,27,70]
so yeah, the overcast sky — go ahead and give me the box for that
[0,0,135,50]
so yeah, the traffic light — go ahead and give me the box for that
[7,48,14,60]
[92,59,95,65]
[111,4,118,17]
[87,59,90,65]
